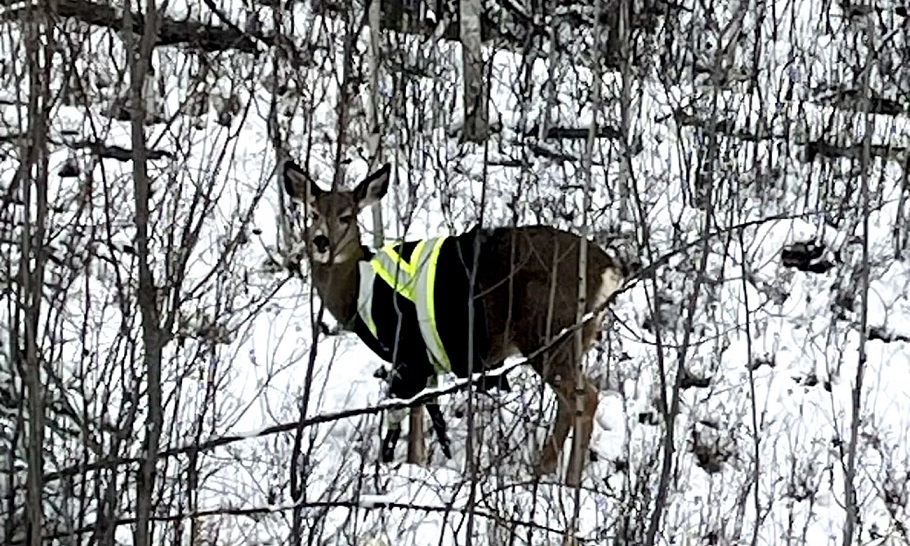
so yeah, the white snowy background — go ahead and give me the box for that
[1,0,909,544]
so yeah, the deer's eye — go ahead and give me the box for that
[339,214,354,225]
[308,211,320,222]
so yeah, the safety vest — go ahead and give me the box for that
[356,236,452,375]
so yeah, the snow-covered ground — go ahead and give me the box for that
[1,0,909,543]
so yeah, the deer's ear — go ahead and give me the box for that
[282,160,321,206]
[353,163,391,209]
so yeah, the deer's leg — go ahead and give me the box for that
[562,318,604,485]
[425,402,452,459]
[406,405,427,465]
[537,371,599,486]
[564,378,599,487]
[385,354,434,466]
[524,338,599,486]
[538,389,571,477]
[380,427,401,462]
[523,341,576,478]
[381,407,407,462]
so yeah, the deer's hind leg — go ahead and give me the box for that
[520,336,600,487]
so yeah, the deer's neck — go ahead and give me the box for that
[310,257,363,327]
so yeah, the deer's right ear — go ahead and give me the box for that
[282,160,321,206]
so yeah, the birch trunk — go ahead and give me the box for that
[568,0,606,541]
[367,0,386,250]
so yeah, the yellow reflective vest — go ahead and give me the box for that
[356,237,452,375]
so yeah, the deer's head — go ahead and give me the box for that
[282,160,391,264]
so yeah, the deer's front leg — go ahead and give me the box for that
[382,359,433,466]
[425,402,452,459]
[380,409,404,463]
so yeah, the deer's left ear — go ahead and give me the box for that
[353,163,391,209]
[283,160,321,207]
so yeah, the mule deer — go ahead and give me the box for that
[282,160,631,486]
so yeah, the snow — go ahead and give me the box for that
[1,0,909,544]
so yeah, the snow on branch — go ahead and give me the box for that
[37,211,818,488]
[41,276,634,485]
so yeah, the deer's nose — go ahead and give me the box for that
[313,235,330,253]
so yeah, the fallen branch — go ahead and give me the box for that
[0,0,268,53]
[811,88,907,117]
[868,326,910,344]
[673,110,782,142]
[673,110,908,163]
[525,125,622,140]
[82,142,174,162]
[67,141,174,162]
[804,139,907,163]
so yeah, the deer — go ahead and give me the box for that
[282,159,633,486]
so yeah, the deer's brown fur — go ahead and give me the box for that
[283,161,625,486]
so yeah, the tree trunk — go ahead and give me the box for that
[122,1,165,545]
[367,0,386,250]
[21,1,53,543]
[459,0,489,143]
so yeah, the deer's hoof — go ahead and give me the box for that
[381,447,395,463]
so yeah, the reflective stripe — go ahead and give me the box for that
[372,242,422,301]
[357,261,378,337]
[415,238,451,373]
[368,237,451,374]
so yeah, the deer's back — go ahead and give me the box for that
[471,225,623,361]
[352,225,624,386]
